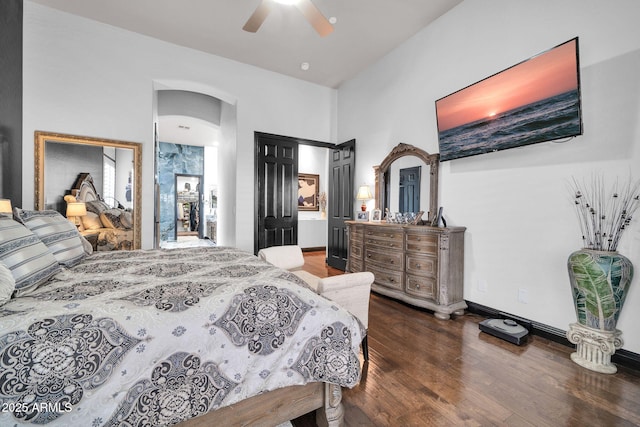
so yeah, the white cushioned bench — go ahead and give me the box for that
[258,245,374,361]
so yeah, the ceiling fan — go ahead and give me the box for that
[243,0,334,37]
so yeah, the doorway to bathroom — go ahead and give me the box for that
[175,174,203,241]
[154,86,234,249]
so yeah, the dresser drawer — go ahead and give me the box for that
[364,227,403,249]
[350,228,363,241]
[350,243,363,261]
[366,237,402,250]
[405,232,438,254]
[365,227,402,240]
[368,265,403,290]
[406,274,436,299]
[365,247,403,270]
[406,254,437,277]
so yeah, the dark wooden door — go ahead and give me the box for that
[327,139,356,270]
[399,166,421,212]
[255,133,298,254]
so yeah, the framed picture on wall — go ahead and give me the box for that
[298,173,319,211]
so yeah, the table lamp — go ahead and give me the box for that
[356,185,372,212]
[0,199,12,214]
[66,202,87,227]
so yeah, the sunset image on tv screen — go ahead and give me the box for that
[436,38,582,161]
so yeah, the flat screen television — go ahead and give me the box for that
[436,37,582,162]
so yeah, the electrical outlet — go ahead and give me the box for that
[518,288,529,304]
[478,279,487,293]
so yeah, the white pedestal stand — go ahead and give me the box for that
[566,323,623,374]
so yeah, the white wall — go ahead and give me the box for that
[22,1,336,251]
[337,0,640,352]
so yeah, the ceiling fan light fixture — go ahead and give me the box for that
[243,0,333,37]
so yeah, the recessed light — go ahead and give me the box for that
[274,0,299,5]
[300,62,310,71]
[329,16,337,24]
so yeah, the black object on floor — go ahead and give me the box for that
[479,318,529,346]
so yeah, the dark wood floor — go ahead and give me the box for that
[293,251,640,427]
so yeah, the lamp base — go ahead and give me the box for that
[360,204,367,212]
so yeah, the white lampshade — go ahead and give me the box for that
[0,199,12,213]
[66,202,87,218]
[356,185,372,201]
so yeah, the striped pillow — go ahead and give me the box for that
[0,261,15,305]
[0,216,61,296]
[13,209,87,268]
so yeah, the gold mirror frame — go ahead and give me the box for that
[34,131,142,249]
[374,143,439,224]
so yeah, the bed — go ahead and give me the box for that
[0,212,363,426]
[71,173,134,251]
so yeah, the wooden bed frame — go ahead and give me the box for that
[178,382,343,427]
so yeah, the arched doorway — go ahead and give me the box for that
[152,81,237,248]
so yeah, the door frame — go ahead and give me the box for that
[175,173,204,240]
[253,132,336,255]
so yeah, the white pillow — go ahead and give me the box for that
[81,211,103,230]
[0,215,61,296]
[0,261,15,305]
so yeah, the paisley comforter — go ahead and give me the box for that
[0,247,363,426]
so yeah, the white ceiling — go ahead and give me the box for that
[158,116,220,147]
[30,0,463,88]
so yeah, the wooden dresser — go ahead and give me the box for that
[346,221,466,320]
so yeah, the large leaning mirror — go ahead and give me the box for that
[374,143,439,224]
[35,131,142,249]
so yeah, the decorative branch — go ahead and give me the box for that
[570,175,640,251]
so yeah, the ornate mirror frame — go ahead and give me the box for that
[374,143,439,224]
[34,131,142,249]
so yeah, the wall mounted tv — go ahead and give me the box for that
[436,37,582,162]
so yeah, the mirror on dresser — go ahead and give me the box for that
[34,131,142,249]
[374,143,439,224]
[347,142,465,320]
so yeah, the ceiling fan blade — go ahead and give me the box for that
[243,0,274,33]
[295,0,334,37]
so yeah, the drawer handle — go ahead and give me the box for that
[367,254,372,258]
[416,264,421,269]
[416,284,421,289]
[389,278,395,283]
